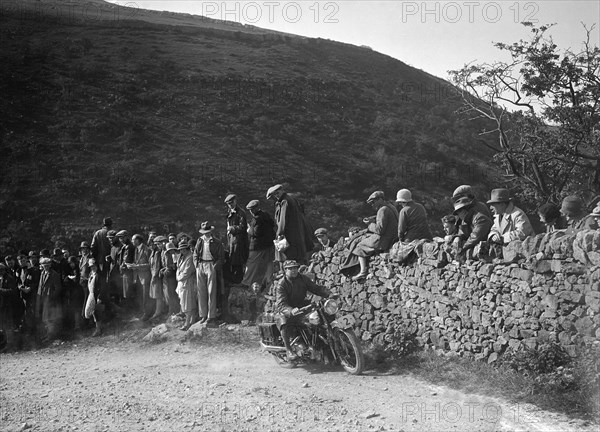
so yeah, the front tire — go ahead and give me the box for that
[272,352,296,369]
[333,328,364,375]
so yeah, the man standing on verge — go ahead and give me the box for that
[193,222,224,327]
[90,217,113,316]
[267,184,314,265]
[224,194,249,284]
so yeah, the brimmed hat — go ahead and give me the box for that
[177,240,190,250]
[52,248,63,257]
[561,196,583,217]
[591,205,600,217]
[132,234,144,243]
[40,257,52,265]
[107,230,117,238]
[198,221,214,234]
[224,193,237,203]
[452,185,473,201]
[487,188,511,204]
[165,242,177,252]
[116,230,128,237]
[367,190,384,203]
[266,184,283,199]
[314,228,328,237]
[283,260,300,269]
[103,217,113,227]
[154,235,167,243]
[395,189,412,203]
[453,197,474,214]
[246,199,260,210]
[80,241,90,249]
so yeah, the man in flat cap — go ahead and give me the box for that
[224,194,249,284]
[266,184,314,265]
[344,191,398,280]
[487,188,533,244]
[116,230,136,311]
[130,233,152,320]
[275,260,331,360]
[313,228,336,252]
[36,257,64,342]
[242,199,276,290]
[90,217,113,307]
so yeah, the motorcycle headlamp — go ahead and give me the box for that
[308,311,320,325]
[323,299,339,315]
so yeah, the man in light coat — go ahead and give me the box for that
[487,188,534,244]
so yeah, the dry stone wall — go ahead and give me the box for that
[298,229,600,362]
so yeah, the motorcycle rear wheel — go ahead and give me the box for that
[333,328,364,375]
[272,352,296,369]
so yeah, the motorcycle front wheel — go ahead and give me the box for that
[333,328,364,375]
[272,352,296,369]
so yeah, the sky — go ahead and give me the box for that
[107,0,600,80]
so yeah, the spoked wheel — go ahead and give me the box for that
[333,328,364,375]
[272,352,296,369]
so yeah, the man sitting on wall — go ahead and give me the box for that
[487,188,534,245]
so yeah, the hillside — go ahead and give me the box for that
[0,0,500,252]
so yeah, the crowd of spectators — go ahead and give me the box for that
[1,182,598,348]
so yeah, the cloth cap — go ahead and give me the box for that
[40,249,51,257]
[266,184,283,199]
[452,185,473,201]
[453,197,474,214]
[283,260,300,269]
[40,258,52,265]
[441,215,457,224]
[177,240,190,250]
[314,228,328,237]
[561,196,583,216]
[395,189,412,202]
[487,188,511,204]
[224,194,237,203]
[116,230,128,237]
[154,235,167,243]
[103,217,113,227]
[198,221,214,234]
[132,234,144,243]
[79,241,90,249]
[52,248,63,257]
[165,242,177,251]
[246,199,260,210]
[367,190,385,203]
[591,205,600,217]
[107,230,117,238]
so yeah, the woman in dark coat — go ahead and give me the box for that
[242,200,276,289]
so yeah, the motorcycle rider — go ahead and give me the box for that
[275,260,331,360]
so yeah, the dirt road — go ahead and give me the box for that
[0,324,594,432]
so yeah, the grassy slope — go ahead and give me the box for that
[0,0,499,251]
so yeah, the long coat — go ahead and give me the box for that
[149,249,163,299]
[37,269,63,325]
[248,210,276,251]
[355,201,399,255]
[274,193,314,262]
[91,226,112,273]
[226,205,249,267]
[176,251,196,314]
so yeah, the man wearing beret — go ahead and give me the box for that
[275,260,331,360]
[487,188,533,244]
[267,184,315,265]
[242,199,276,289]
[224,194,249,284]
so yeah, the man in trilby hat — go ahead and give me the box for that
[487,188,533,244]
[193,221,224,327]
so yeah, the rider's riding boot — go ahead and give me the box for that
[280,327,298,360]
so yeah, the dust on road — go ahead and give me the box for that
[0,324,594,432]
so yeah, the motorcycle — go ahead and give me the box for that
[258,298,364,375]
